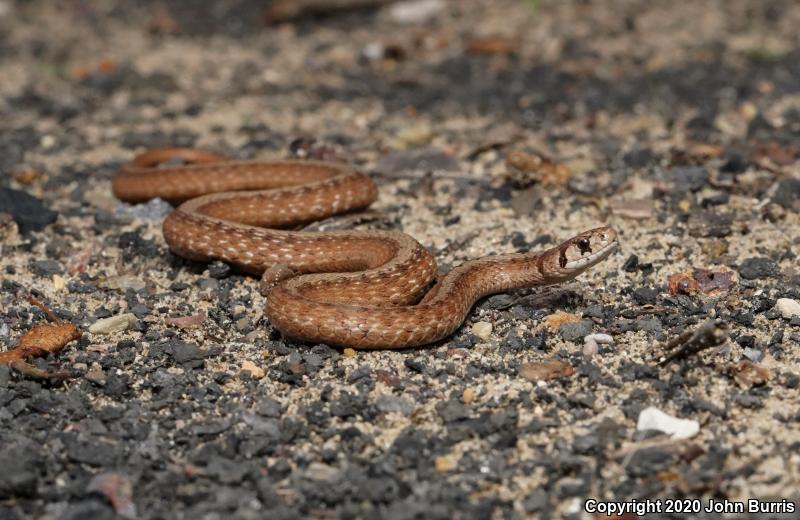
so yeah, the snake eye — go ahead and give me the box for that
[577,238,591,253]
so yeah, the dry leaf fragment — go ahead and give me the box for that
[520,359,574,382]
[506,150,572,188]
[467,36,518,56]
[544,311,580,331]
[0,294,82,378]
[668,271,699,295]
[692,268,736,294]
[0,323,81,379]
[165,312,207,329]
[668,268,736,296]
[726,361,770,388]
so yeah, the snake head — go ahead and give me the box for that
[557,227,618,273]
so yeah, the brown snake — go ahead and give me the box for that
[113,148,618,349]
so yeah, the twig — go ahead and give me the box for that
[654,319,729,366]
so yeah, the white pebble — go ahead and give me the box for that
[583,333,614,356]
[585,333,614,345]
[388,0,444,24]
[775,298,800,319]
[637,406,699,440]
[471,321,493,340]
[89,313,136,334]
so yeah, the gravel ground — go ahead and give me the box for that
[1,1,800,519]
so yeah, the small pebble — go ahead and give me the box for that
[743,347,764,363]
[114,197,172,221]
[101,275,146,292]
[461,387,475,404]
[394,123,433,147]
[52,274,66,291]
[30,259,63,277]
[305,462,339,481]
[207,261,231,279]
[622,254,639,272]
[241,360,265,380]
[583,333,614,356]
[636,407,699,440]
[342,348,356,358]
[739,257,778,280]
[434,455,457,473]
[775,298,800,319]
[89,313,136,334]
[234,317,251,332]
[389,0,444,24]
[471,321,493,340]
[85,366,107,386]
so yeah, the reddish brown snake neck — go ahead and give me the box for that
[113,148,618,349]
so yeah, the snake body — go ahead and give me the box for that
[113,148,618,349]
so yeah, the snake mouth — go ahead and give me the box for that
[560,227,618,271]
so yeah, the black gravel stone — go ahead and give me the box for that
[522,489,549,513]
[558,319,593,342]
[735,393,763,409]
[256,398,283,418]
[688,210,733,238]
[29,259,63,277]
[205,457,251,484]
[0,366,11,386]
[0,188,58,235]
[632,286,659,305]
[780,372,800,389]
[622,254,639,272]
[623,147,655,168]
[738,257,779,280]
[58,499,117,520]
[572,433,599,455]
[103,372,132,398]
[131,303,150,318]
[690,397,726,417]
[404,358,426,373]
[720,151,748,174]
[701,192,730,207]
[436,399,470,423]
[626,446,676,477]
[168,341,207,368]
[670,166,708,193]
[484,294,515,310]
[0,437,41,498]
[773,178,800,211]
[207,261,232,279]
[65,436,119,466]
[119,236,159,265]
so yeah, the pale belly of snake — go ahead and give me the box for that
[113,148,618,349]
